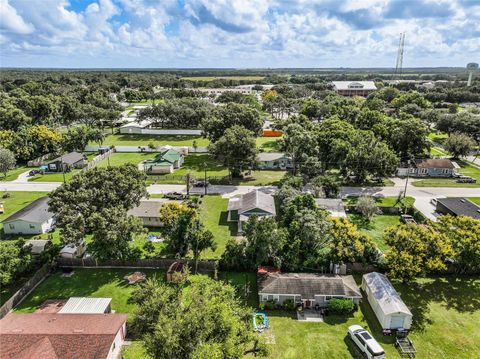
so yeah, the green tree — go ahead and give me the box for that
[384,224,453,282]
[279,122,317,175]
[131,276,268,359]
[0,240,33,286]
[432,215,480,273]
[49,165,148,248]
[328,217,377,264]
[355,196,380,222]
[208,125,258,178]
[158,202,196,233]
[62,125,93,152]
[311,174,340,198]
[443,132,476,159]
[0,148,16,179]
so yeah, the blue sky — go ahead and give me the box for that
[0,0,479,68]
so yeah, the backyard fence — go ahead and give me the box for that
[56,257,218,275]
[0,263,52,319]
[85,149,114,170]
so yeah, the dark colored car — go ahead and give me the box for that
[193,180,209,187]
[164,192,184,200]
[29,169,40,176]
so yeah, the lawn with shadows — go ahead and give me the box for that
[343,196,415,208]
[15,268,166,314]
[218,272,258,307]
[257,137,281,152]
[412,160,480,188]
[0,165,29,182]
[347,213,401,252]
[198,195,237,258]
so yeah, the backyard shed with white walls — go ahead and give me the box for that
[362,272,413,330]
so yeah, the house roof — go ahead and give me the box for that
[363,272,412,316]
[58,297,112,314]
[258,273,361,299]
[257,152,288,162]
[332,81,377,91]
[314,198,347,217]
[2,197,54,224]
[436,197,480,219]
[227,190,276,216]
[0,313,127,359]
[120,120,152,128]
[152,149,182,164]
[127,199,176,218]
[48,152,84,165]
[414,158,454,169]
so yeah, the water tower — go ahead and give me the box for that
[467,63,479,86]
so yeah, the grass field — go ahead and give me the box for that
[257,137,281,152]
[343,196,415,208]
[412,160,480,187]
[467,197,480,205]
[1,165,29,182]
[430,146,448,156]
[181,76,265,81]
[427,131,448,144]
[198,195,236,258]
[347,213,401,252]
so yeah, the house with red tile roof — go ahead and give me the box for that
[0,313,128,359]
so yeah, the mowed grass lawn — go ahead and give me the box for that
[343,196,415,208]
[1,165,29,182]
[467,197,480,205]
[198,195,236,258]
[412,160,480,187]
[347,213,401,252]
[264,276,480,359]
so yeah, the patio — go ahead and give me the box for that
[297,309,324,322]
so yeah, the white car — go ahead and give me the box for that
[348,325,386,359]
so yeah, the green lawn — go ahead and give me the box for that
[343,196,414,208]
[347,214,401,252]
[15,268,167,314]
[467,197,480,205]
[1,165,29,182]
[28,169,81,182]
[430,146,448,156]
[412,160,480,187]
[257,137,281,152]
[427,131,448,144]
[99,134,210,147]
[198,195,236,258]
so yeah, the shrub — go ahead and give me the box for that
[282,299,297,310]
[328,298,355,314]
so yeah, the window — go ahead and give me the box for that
[420,168,428,174]
[355,333,366,346]
[112,342,115,351]
[325,296,332,300]
[262,295,268,301]
[9,224,15,229]
[273,295,279,302]
[29,224,35,229]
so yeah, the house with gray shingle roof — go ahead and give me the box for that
[258,271,361,309]
[2,197,55,235]
[257,152,292,170]
[227,190,276,234]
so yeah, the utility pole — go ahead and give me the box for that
[204,162,208,195]
[61,156,66,183]
[403,159,410,199]
[186,173,190,196]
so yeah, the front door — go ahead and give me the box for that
[305,300,311,308]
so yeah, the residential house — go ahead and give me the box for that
[127,199,180,227]
[227,190,276,234]
[143,149,184,174]
[257,152,292,170]
[435,197,480,219]
[397,159,455,177]
[23,239,52,255]
[119,120,152,134]
[332,81,377,96]
[59,240,86,259]
[2,197,55,235]
[46,152,86,172]
[59,297,112,314]
[258,271,362,309]
[362,272,413,330]
[315,198,347,217]
[0,313,127,359]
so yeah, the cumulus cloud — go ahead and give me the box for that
[0,0,478,67]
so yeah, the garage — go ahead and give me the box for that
[362,272,413,331]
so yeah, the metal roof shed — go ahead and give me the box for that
[362,272,412,330]
[59,297,112,314]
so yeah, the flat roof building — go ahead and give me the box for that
[332,81,377,97]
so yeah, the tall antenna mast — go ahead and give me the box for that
[394,32,405,80]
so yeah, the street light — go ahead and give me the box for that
[403,159,411,199]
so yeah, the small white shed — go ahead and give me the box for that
[362,272,413,330]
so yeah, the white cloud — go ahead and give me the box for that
[0,0,34,34]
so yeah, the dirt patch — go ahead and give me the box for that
[35,299,67,313]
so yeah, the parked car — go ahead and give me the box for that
[456,176,476,183]
[193,180,209,187]
[348,325,386,359]
[29,169,41,176]
[164,192,184,200]
[430,198,437,206]
[400,214,417,224]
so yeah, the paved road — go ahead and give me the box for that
[2,180,479,221]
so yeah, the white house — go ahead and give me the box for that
[257,152,292,170]
[332,81,377,96]
[119,120,152,134]
[2,197,55,235]
[362,272,413,330]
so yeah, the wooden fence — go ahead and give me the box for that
[56,257,218,275]
[0,264,51,319]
